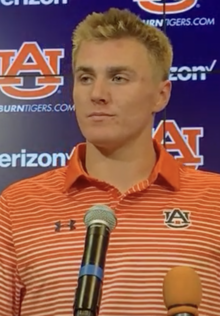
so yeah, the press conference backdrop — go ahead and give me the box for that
[0,0,219,192]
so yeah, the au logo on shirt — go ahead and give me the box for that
[163,208,191,229]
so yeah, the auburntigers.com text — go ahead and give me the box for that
[0,103,75,113]
[142,17,215,27]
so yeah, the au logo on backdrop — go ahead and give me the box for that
[153,120,204,169]
[0,42,64,100]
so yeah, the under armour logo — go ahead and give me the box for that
[163,208,191,229]
[55,220,76,232]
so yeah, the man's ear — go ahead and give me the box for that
[152,80,172,114]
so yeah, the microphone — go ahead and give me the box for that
[163,266,202,316]
[73,204,117,316]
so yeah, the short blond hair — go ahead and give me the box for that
[72,7,173,81]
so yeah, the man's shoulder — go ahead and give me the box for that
[1,166,67,198]
[181,165,220,188]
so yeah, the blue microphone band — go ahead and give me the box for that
[79,264,104,281]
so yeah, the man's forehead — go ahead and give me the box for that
[77,38,148,58]
[74,39,152,75]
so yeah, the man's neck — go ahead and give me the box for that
[85,137,157,193]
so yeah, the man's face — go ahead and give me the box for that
[73,37,171,150]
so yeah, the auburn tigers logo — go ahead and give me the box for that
[164,208,191,229]
[0,41,64,100]
[153,120,204,170]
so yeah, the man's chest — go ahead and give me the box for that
[12,197,220,316]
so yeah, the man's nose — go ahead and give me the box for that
[90,79,110,104]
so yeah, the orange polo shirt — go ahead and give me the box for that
[1,140,220,316]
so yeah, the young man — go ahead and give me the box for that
[1,7,220,316]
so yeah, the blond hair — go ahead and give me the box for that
[72,8,173,81]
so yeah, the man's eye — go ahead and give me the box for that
[113,75,127,82]
[80,75,92,83]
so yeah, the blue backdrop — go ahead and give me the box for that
[0,0,219,192]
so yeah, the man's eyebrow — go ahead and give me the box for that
[74,66,94,74]
[106,66,136,74]
[74,65,136,74]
